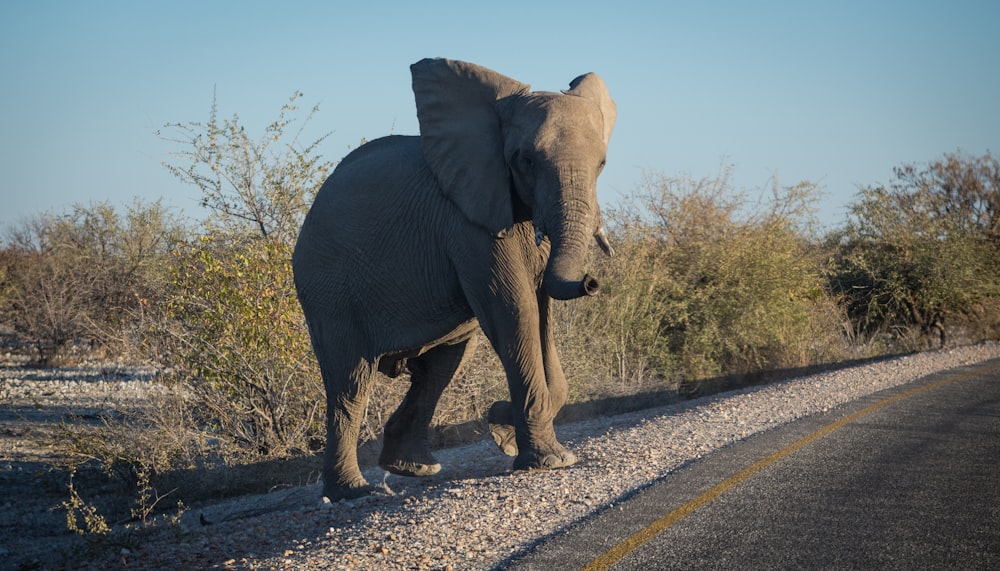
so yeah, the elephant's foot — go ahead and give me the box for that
[487,401,518,457]
[323,477,374,502]
[380,458,442,478]
[490,423,519,457]
[379,442,441,478]
[513,441,578,472]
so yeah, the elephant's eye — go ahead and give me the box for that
[511,150,534,172]
[520,153,535,170]
[598,159,606,172]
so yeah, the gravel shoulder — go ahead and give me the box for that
[4,343,1000,570]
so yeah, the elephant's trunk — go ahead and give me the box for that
[542,198,600,301]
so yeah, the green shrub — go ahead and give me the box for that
[43,383,199,537]
[154,91,335,460]
[558,169,846,391]
[165,236,323,460]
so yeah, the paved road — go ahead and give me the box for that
[508,359,1000,570]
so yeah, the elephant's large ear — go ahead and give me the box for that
[563,73,616,146]
[411,58,530,236]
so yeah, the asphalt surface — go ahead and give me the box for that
[506,359,1000,570]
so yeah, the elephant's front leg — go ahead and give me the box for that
[473,278,577,472]
[537,291,569,413]
[488,291,570,459]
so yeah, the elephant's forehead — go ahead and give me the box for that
[520,95,605,149]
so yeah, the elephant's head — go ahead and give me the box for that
[411,58,616,300]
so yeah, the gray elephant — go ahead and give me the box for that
[293,58,616,501]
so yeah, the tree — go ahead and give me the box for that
[0,200,183,364]
[831,152,1000,348]
[158,92,333,458]
[926,151,1000,245]
[158,90,333,244]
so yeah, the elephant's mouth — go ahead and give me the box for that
[533,223,615,258]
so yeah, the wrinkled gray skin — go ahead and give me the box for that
[293,58,616,501]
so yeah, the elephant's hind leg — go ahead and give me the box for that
[379,338,477,477]
[312,334,378,501]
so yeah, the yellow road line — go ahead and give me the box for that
[582,363,1000,571]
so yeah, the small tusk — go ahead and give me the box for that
[535,228,545,246]
[595,227,615,257]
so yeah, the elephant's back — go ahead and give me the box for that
[334,135,426,175]
[292,134,462,329]
[311,134,429,210]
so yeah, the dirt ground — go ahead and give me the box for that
[0,347,167,570]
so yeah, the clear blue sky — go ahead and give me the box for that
[2,0,997,231]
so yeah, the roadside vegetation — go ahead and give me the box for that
[1,95,997,540]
